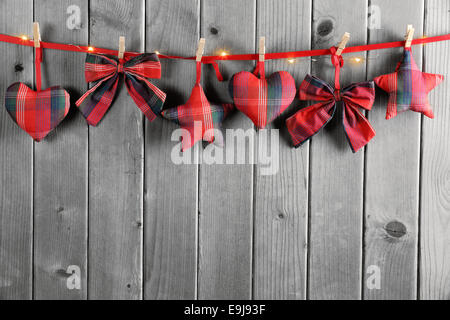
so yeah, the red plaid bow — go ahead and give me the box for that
[286,46,376,153]
[76,53,166,126]
[286,75,376,153]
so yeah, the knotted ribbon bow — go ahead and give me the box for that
[76,53,166,126]
[286,47,376,152]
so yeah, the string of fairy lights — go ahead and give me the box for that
[9,30,435,68]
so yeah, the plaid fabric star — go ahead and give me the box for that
[374,48,444,119]
[161,62,233,151]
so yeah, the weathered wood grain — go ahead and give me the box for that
[0,0,450,301]
[33,0,88,300]
[144,0,199,300]
[308,0,368,299]
[420,0,450,300]
[0,0,33,300]
[197,0,255,299]
[364,0,423,300]
[253,0,311,300]
[88,0,144,299]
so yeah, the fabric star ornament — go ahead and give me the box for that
[374,48,444,119]
[229,60,296,129]
[161,62,233,151]
[286,47,376,153]
[4,45,70,141]
[76,53,166,126]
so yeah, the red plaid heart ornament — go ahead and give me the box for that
[5,83,70,141]
[229,61,296,129]
[4,44,70,141]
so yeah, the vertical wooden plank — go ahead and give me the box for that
[198,0,255,299]
[88,0,144,299]
[33,0,88,300]
[144,0,199,299]
[364,0,423,300]
[0,0,33,300]
[421,0,450,300]
[309,0,368,299]
[254,0,311,300]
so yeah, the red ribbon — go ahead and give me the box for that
[35,46,43,91]
[1,32,449,62]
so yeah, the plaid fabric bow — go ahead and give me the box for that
[286,74,376,152]
[76,53,166,126]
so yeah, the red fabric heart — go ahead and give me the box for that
[229,69,296,128]
[5,82,70,141]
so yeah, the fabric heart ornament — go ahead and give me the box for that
[5,83,70,141]
[4,45,70,141]
[229,60,296,129]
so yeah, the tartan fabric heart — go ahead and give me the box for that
[228,61,296,129]
[5,83,70,141]
[4,44,70,142]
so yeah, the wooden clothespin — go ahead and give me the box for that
[336,32,350,56]
[259,37,265,62]
[118,36,125,59]
[404,24,414,48]
[196,38,206,62]
[33,22,41,48]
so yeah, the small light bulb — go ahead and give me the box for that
[220,51,228,56]
[155,50,160,55]
[421,35,427,46]
[20,35,28,40]
[287,58,296,64]
[87,46,94,52]
[350,57,363,64]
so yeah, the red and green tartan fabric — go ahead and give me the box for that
[286,47,376,153]
[286,75,376,152]
[76,53,166,126]
[5,83,70,141]
[161,62,233,151]
[374,48,444,119]
[228,61,296,129]
[4,46,70,141]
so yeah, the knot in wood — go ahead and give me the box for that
[385,221,407,238]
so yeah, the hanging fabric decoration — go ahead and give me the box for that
[286,46,376,153]
[4,23,70,142]
[75,53,166,126]
[373,47,444,119]
[228,62,296,129]
[228,37,296,129]
[161,61,234,151]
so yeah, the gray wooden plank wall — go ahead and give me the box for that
[0,0,449,300]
